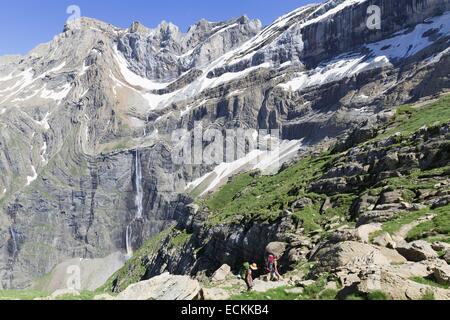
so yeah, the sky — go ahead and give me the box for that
[0,0,316,56]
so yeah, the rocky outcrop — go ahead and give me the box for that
[397,241,439,262]
[356,268,450,300]
[211,264,231,282]
[116,273,200,300]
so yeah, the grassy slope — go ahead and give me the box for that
[0,290,49,300]
[204,95,450,234]
[204,153,347,231]
[98,227,173,293]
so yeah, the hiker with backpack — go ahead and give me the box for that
[266,255,281,281]
[240,262,258,291]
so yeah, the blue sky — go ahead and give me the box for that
[0,0,316,56]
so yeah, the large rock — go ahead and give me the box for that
[444,250,450,264]
[201,288,231,300]
[116,273,200,300]
[377,190,403,205]
[265,242,287,258]
[397,241,439,262]
[373,232,396,249]
[431,242,450,252]
[311,241,393,274]
[252,279,288,293]
[356,223,382,243]
[357,210,401,226]
[356,269,450,300]
[211,264,231,282]
[433,265,450,286]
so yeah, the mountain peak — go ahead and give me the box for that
[129,21,151,34]
[63,16,120,34]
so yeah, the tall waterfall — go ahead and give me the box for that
[126,150,144,258]
[125,224,133,258]
[9,227,18,258]
[135,149,143,220]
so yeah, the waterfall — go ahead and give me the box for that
[125,225,133,258]
[9,227,18,258]
[126,149,144,258]
[135,149,143,220]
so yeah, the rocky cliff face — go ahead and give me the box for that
[0,0,450,288]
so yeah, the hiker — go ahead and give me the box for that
[241,262,258,291]
[273,256,282,280]
[266,255,281,281]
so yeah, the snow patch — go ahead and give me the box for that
[186,138,303,196]
[113,47,169,90]
[79,61,90,76]
[41,141,47,163]
[40,83,72,101]
[279,11,450,93]
[36,112,51,130]
[367,12,450,60]
[26,166,38,186]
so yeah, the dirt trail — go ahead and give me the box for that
[394,214,435,239]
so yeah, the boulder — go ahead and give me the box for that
[325,281,338,291]
[252,279,288,292]
[431,196,450,209]
[378,247,407,265]
[328,229,359,243]
[431,242,450,252]
[356,269,450,300]
[311,242,391,274]
[433,265,450,286]
[265,242,287,258]
[201,288,231,300]
[373,232,397,249]
[377,190,403,205]
[296,280,315,288]
[320,197,333,214]
[211,264,231,282]
[291,198,313,210]
[397,241,439,262]
[357,210,400,226]
[393,262,431,279]
[356,223,382,243]
[116,273,200,300]
[444,250,450,264]
[288,248,306,264]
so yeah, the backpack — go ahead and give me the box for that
[240,262,250,279]
[266,255,275,273]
